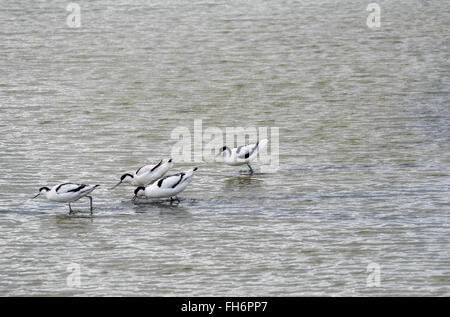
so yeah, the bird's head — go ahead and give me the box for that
[132,186,146,201]
[120,173,134,183]
[33,186,50,198]
[111,173,134,189]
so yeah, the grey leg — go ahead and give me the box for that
[68,202,73,214]
[247,163,254,174]
[86,196,93,215]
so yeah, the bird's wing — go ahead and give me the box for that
[236,142,259,159]
[135,165,152,176]
[156,173,185,189]
[55,183,87,194]
[135,160,163,176]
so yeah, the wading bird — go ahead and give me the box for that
[133,167,198,202]
[33,183,100,215]
[111,158,173,189]
[218,139,268,174]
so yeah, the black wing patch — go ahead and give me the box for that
[238,141,260,159]
[136,160,163,175]
[55,183,86,193]
[135,166,144,175]
[172,173,185,188]
[150,160,163,172]
[55,183,70,192]
[157,173,184,188]
[68,184,87,192]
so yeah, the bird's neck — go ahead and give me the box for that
[224,147,231,157]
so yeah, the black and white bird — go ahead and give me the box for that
[112,158,173,189]
[33,183,100,214]
[133,167,198,202]
[218,139,268,174]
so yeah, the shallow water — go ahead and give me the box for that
[0,0,449,296]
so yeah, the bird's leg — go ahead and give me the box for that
[247,163,254,174]
[86,196,93,215]
[170,197,180,205]
[68,202,73,215]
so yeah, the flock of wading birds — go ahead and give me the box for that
[32,139,268,214]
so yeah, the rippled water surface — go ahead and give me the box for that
[0,0,449,296]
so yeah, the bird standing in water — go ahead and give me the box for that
[218,139,268,174]
[111,158,173,189]
[33,183,100,215]
[133,167,198,202]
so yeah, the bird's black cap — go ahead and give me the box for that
[134,187,145,195]
[121,173,133,181]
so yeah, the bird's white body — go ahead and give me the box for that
[221,139,268,167]
[34,183,100,214]
[134,167,197,199]
[44,183,99,203]
[132,159,173,185]
[114,159,173,188]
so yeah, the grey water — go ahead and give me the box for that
[0,0,449,296]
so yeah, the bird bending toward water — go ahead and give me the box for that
[133,167,198,202]
[218,139,268,174]
[112,158,173,189]
[33,183,100,215]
